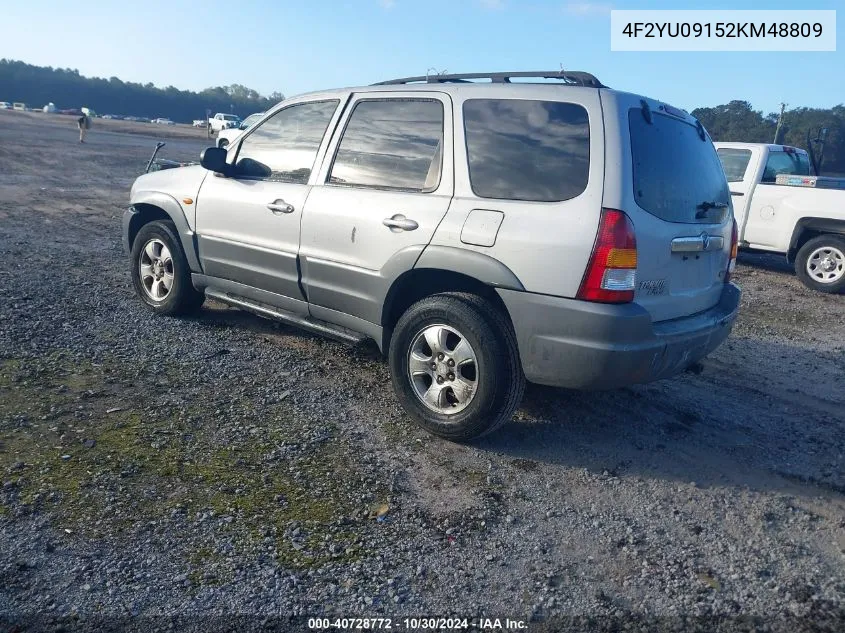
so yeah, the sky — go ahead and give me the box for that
[2,0,842,115]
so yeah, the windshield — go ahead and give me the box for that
[223,114,238,121]
[629,110,730,224]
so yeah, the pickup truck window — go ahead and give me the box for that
[762,151,811,183]
[629,110,730,224]
[717,148,752,182]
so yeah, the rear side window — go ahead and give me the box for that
[629,110,730,224]
[762,150,811,183]
[717,148,752,182]
[463,99,590,202]
[235,100,338,183]
[328,99,444,192]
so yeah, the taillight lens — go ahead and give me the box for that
[577,209,638,303]
[726,218,738,283]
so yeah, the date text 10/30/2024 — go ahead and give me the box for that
[307,617,528,630]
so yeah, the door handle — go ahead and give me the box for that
[267,199,295,214]
[730,191,744,196]
[382,214,419,232]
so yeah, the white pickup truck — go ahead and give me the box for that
[715,142,845,293]
[207,112,240,133]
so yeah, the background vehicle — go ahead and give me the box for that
[12,102,26,110]
[216,111,264,148]
[208,112,240,133]
[0,101,10,109]
[152,118,175,125]
[124,71,740,441]
[192,119,207,127]
[716,142,845,293]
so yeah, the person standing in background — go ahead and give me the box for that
[77,113,91,143]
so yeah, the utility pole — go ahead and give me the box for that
[773,102,787,144]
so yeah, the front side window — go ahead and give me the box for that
[762,150,811,183]
[235,100,338,183]
[463,99,590,202]
[717,148,752,182]
[328,99,444,192]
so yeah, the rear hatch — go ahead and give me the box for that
[607,93,733,322]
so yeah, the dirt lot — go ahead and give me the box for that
[1,109,844,632]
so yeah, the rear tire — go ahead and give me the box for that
[130,220,204,315]
[795,234,845,294]
[388,293,524,442]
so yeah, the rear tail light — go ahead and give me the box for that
[577,209,638,303]
[725,218,738,283]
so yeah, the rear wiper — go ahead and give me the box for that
[695,200,728,218]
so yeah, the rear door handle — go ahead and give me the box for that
[267,199,295,214]
[730,191,744,196]
[382,214,418,232]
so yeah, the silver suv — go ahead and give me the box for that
[123,71,741,441]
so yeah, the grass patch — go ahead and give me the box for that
[0,354,384,570]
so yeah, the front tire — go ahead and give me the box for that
[130,220,204,315]
[795,234,845,294]
[389,293,524,442]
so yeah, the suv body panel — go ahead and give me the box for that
[125,79,741,391]
[432,85,604,300]
[601,91,733,322]
[300,90,455,323]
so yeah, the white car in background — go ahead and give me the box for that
[208,112,241,133]
[0,102,12,110]
[216,112,264,148]
[152,118,176,125]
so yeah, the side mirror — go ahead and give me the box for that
[200,147,230,175]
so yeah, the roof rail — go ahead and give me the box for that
[373,71,606,88]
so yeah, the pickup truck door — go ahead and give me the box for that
[743,147,811,250]
[194,97,346,311]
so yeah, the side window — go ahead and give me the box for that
[235,100,339,183]
[328,99,444,192]
[762,151,811,183]
[717,148,752,182]
[463,99,590,202]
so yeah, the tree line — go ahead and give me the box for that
[0,59,283,123]
[2,59,843,175]
[692,100,845,177]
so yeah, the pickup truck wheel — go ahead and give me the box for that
[389,293,524,442]
[795,235,845,293]
[130,220,204,315]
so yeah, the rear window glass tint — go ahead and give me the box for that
[717,148,752,182]
[762,151,811,183]
[463,99,590,202]
[629,110,730,224]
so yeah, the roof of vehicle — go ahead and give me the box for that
[714,142,808,154]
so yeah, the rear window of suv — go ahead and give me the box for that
[463,99,590,202]
[629,110,730,224]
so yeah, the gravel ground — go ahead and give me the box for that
[1,111,844,632]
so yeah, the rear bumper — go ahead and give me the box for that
[497,283,741,390]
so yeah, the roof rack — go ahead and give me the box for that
[373,71,606,88]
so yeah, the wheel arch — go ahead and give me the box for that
[124,193,201,272]
[787,217,845,263]
[380,258,522,353]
